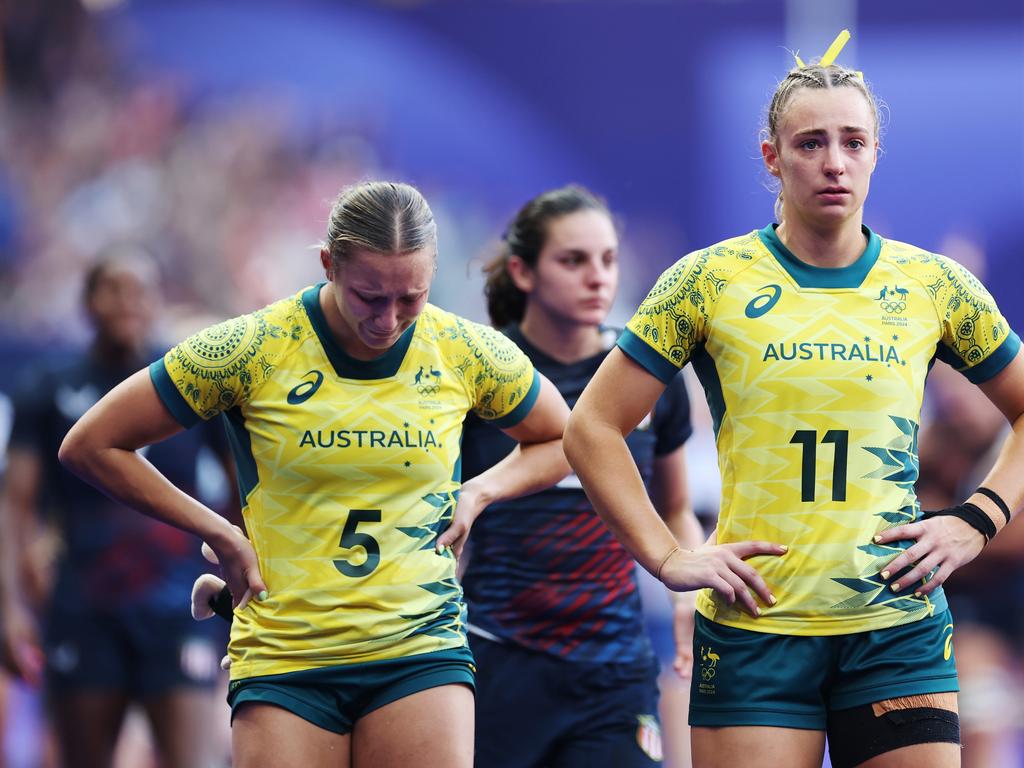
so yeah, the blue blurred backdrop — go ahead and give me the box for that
[1,0,1021,368]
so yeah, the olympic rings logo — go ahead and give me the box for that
[417,385,440,396]
[701,666,716,681]
[880,301,906,314]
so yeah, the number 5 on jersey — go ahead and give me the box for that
[334,509,382,577]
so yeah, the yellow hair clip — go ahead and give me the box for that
[819,29,850,67]
[793,29,864,80]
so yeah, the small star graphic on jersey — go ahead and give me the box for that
[864,336,871,343]
[901,360,907,366]
[892,334,899,341]
[404,461,411,467]
[866,374,873,381]
[429,418,435,425]
[403,422,410,428]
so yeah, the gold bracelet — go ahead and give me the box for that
[656,545,681,582]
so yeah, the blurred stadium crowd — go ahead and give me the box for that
[1,2,1021,767]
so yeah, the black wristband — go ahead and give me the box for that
[209,585,234,623]
[975,486,1011,525]
[923,502,996,543]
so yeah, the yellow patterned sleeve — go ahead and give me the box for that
[619,249,714,384]
[148,311,279,427]
[927,255,1021,383]
[454,319,539,428]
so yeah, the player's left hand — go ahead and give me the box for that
[200,525,260,610]
[435,482,487,559]
[670,591,697,679]
[872,514,987,597]
[191,573,228,621]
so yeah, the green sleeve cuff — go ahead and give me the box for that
[149,359,203,428]
[617,328,680,384]
[962,331,1021,384]
[488,368,541,429]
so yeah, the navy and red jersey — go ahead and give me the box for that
[461,326,692,664]
[8,350,230,615]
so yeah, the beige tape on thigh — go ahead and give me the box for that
[871,692,959,717]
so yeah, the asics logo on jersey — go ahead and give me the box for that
[287,370,324,404]
[745,284,782,318]
[942,623,954,661]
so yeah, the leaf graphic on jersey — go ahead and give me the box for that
[402,599,465,640]
[863,416,919,490]
[862,418,921,558]
[831,417,926,612]
[834,575,886,595]
[856,541,912,573]
[396,491,457,551]
[416,578,461,596]
[832,574,928,613]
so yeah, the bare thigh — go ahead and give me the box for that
[232,702,350,768]
[690,726,825,768]
[854,742,960,768]
[51,691,129,768]
[352,683,473,768]
[141,687,228,768]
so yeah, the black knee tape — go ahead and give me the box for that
[827,703,960,768]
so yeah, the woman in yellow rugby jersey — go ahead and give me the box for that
[564,31,1024,768]
[58,181,571,768]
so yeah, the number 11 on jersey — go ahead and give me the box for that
[790,430,849,502]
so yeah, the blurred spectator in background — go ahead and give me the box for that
[916,235,1024,768]
[0,251,235,768]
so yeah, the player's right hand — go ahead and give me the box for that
[202,524,267,611]
[0,599,44,686]
[659,541,787,618]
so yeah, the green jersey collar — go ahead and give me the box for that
[758,223,880,289]
[302,283,417,380]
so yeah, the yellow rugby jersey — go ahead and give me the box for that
[620,225,1020,636]
[149,285,539,678]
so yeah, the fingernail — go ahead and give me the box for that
[914,591,922,598]
[891,583,901,592]
[779,545,789,552]
[881,570,890,580]
[873,535,882,543]
[769,594,777,606]
[753,606,761,616]
[257,590,268,601]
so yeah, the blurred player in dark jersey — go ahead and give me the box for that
[462,185,703,767]
[0,250,233,768]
